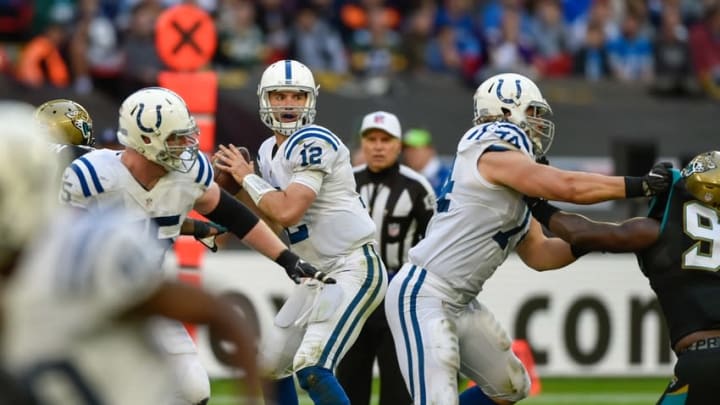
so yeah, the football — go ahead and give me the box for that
[212,146,252,195]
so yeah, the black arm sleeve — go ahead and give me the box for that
[204,189,260,240]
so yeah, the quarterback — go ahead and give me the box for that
[215,59,387,405]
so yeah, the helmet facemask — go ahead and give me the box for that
[682,151,720,209]
[259,86,316,136]
[524,101,555,158]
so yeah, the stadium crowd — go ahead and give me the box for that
[1,0,719,99]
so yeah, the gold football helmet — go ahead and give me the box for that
[682,151,720,208]
[35,99,94,146]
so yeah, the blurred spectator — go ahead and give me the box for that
[480,0,533,48]
[652,5,697,96]
[340,0,402,41]
[480,8,536,82]
[573,20,611,81]
[69,0,124,95]
[607,11,654,83]
[400,1,436,74]
[566,0,620,53]
[402,128,451,195]
[531,0,572,77]
[214,0,266,70]
[0,0,33,41]
[288,4,348,74]
[15,22,70,88]
[349,5,407,94]
[256,0,293,62]
[121,1,165,89]
[689,3,720,100]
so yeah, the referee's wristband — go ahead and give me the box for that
[624,176,645,198]
[528,199,560,229]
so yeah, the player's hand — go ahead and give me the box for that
[191,219,228,252]
[214,144,255,185]
[641,162,673,196]
[275,250,336,285]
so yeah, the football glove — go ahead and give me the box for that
[625,162,673,198]
[275,249,336,284]
[191,219,228,252]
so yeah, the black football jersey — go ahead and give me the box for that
[638,169,720,346]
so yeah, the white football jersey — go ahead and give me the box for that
[60,148,214,242]
[408,121,533,305]
[256,125,376,270]
[59,148,214,354]
[2,209,174,404]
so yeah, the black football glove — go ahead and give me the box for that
[625,162,673,198]
[192,219,228,252]
[535,155,550,165]
[275,249,336,284]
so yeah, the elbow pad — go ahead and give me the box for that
[205,189,259,239]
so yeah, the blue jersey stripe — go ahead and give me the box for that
[410,268,427,404]
[203,154,214,187]
[496,123,531,152]
[195,153,206,184]
[284,127,339,159]
[330,245,385,369]
[492,209,531,249]
[78,157,104,194]
[70,163,92,197]
[398,265,417,397]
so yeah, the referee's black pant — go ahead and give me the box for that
[337,298,412,405]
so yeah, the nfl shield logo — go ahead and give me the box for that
[388,223,400,237]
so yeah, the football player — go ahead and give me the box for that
[35,98,226,251]
[59,87,332,405]
[0,102,261,404]
[213,59,387,405]
[525,151,720,405]
[382,72,673,405]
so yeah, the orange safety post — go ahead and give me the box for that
[155,4,218,341]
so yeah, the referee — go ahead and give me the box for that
[337,111,436,405]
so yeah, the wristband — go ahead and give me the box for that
[528,199,560,228]
[624,176,645,198]
[570,244,590,258]
[243,174,275,205]
[275,249,297,269]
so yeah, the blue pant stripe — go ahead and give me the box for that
[330,245,385,369]
[398,265,417,398]
[409,268,427,405]
[318,244,379,367]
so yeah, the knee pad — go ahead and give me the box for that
[504,358,531,402]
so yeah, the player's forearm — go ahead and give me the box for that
[257,191,304,228]
[241,220,287,260]
[553,172,626,204]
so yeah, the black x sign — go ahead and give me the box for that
[171,19,203,55]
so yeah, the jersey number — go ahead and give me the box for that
[300,146,322,166]
[683,202,720,271]
[437,161,455,212]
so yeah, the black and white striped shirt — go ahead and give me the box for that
[354,162,436,273]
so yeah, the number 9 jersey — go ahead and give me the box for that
[257,124,376,269]
[639,169,720,348]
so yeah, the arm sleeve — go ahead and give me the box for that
[204,189,260,239]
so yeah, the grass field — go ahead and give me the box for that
[209,376,669,404]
